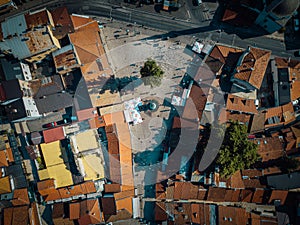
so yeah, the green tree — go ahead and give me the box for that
[140,59,164,87]
[217,121,259,178]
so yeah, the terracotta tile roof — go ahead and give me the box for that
[205,56,224,74]
[222,9,238,22]
[250,112,265,133]
[0,176,11,194]
[115,197,133,216]
[71,15,94,30]
[156,183,165,199]
[226,94,258,114]
[285,134,296,152]
[76,108,98,121]
[69,20,104,65]
[51,7,72,26]
[50,7,74,38]
[275,57,300,69]
[239,189,253,202]
[251,189,265,204]
[0,148,14,167]
[155,202,168,221]
[173,182,184,200]
[88,116,106,129]
[6,148,14,162]
[52,203,64,218]
[224,189,240,202]
[12,188,30,206]
[226,111,252,125]
[191,204,210,225]
[290,79,300,101]
[104,184,121,193]
[3,207,13,225]
[183,183,199,199]
[104,112,134,188]
[80,181,97,194]
[251,136,284,162]
[209,45,243,67]
[234,47,271,89]
[218,206,248,225]
[282,102,296,124]
[69,202,80,220]
[114,189,134,200]
[102,197,117,215]
[105,209,132,223]
[243,179,266,189]
[42,127,65,144]
[268,190,288,204]
[53,46,80,73]
[166,186,174,199]
[43,189,61,202]
[207,187,226,202]
[0,150,8,167]
[182,84,206,121]
[241,169,263,178]
[263,166,282,175]
[25,9,53,28]
[52,207,75,225]
[58,185,83,199]
[262,103,295,129]
[29,202,41,225]
[195,189,206,201]
[227,171,245,189]
[4,206,29,225]
[221,4,258,27]
[37,179,56,196]
[77,199,102,225]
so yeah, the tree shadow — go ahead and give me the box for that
[85,75,140,95]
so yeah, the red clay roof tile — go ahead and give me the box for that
[218,206,248,225]
[268,190,288,204]
[42,127,65,144]
[12,188,30,206]
[234,47,271,89]
[69,202,80,220]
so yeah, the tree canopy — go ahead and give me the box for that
[217,121,259,178]
[140,59,164,87]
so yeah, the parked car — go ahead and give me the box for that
[43,122,57,128]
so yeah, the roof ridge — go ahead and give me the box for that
[74,45,100,64]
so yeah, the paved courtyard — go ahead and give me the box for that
[100,19,198,186]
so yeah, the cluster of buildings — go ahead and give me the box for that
[0,2,299,225]
[153,27,300,224]
[0,6,140,225]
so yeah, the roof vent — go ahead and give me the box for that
[228,218,233,222]
[224,217,227,221]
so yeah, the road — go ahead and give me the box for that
[63,0,296,59]
[1,0,296,58]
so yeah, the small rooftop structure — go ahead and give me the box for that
[52,44,81,74]
[42,126,66,144]
[123,97,143,125]
[231,47,271,91]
